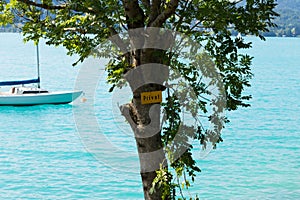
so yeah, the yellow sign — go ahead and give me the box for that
[141,91,162,104]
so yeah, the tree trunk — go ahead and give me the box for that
[120,64,169,200]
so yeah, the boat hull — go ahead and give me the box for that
[0,91,82,106]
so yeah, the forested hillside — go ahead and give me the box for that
[1,0,300,37]
[266,0,300,37]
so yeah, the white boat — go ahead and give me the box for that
[0,86,82,106]
[0,44,83,106]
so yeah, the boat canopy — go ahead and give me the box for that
[0,78,40,86]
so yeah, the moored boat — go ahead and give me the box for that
[0,82,82,106]
[0,43,83,106]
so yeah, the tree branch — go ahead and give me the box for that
[173,0,190,31]
[17,0,66,10]
[17,0,99,15]
[149,0,161,24]
[122,0,145,29]
[149,0,179,27]
[141,0,150,8]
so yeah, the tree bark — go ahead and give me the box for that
[120,63,169,200]
[120,87,166,200]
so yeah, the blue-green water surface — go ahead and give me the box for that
[0,33,299,199]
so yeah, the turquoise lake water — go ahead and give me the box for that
[0,33,299,199]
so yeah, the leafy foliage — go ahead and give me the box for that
[269,2,300,37]
[0,0,278,199]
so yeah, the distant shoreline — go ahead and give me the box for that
[1,30,299,39]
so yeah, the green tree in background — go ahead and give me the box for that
[0,0,278,199]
